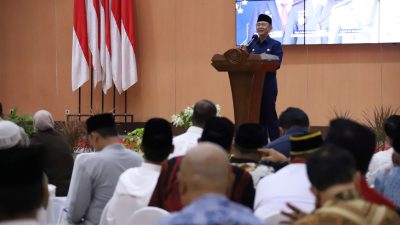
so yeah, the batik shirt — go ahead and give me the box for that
[158,194,265,225]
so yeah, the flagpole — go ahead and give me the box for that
[101,91,104,113]
[90,72,93,114]
[89,54,93,115]
[124,90,127,133]
[124,90,127,115]
[78,87,82,121]
[113,85,116,114]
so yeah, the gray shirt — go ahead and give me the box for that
[67,144,143,225]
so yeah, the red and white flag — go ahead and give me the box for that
[110,0,123,93]
[86,0,102,87]
[72,0,138,93]
[100,0,113,93]
[72,0,90,91]
[121,0,138,91]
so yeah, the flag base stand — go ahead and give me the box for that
[65,113,134,135]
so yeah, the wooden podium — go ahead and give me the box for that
[211,48,280,127]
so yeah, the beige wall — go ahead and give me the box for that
[1,0,399,126]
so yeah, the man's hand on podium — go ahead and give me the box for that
[239,45,247,52]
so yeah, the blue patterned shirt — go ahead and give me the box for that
[158,194,265,225]
[375,166,400,207]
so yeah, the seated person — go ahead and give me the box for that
[367,115,400,185]
[264,107,310,171]
[100,118,173,225]
[0,120,29,149]
[295,145,399,225]
[159,143,265,225]
[67,114,143,225]
[0,145,49,225]
[325,118,397,209]
[149,117,255,211]
[375,124,400,208]
[169,99,217,158]
[30,110,74,196]
[254,132,323,221]
[230,123,274,187]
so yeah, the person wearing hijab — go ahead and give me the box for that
[30,110,74,196]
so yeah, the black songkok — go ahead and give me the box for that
[290,131,323,156]
[257,14,272,25]
[235,123,267,150]
[86,113,116,134]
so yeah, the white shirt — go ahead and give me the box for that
[367,148,394,186]
[0,219,39,225]
[99,162,162,225]
[169,126,203,159]
[254,164,315,221]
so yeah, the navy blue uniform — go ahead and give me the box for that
[247,36,283,141]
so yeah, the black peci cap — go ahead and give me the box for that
[257,14,272,25]
[290,131,323,156]
[86,113,116,134]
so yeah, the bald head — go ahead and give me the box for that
[179,142,231,205]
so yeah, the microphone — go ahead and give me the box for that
[246,34,259,47]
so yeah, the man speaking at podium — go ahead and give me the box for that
[245,14,283,141]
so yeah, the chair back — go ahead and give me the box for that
[128,206,170,225]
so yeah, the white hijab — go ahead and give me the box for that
[33,110,55,132]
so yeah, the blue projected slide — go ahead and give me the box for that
[236,0,400,45]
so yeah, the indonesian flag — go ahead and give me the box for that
[72,0,90,91]
[86,0,102,87]
[72,0,137,93]
[121,0,138,91]
[110,0,123,93]
[100,0,113,93]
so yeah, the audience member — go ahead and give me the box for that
[149,117,255,211]
[30,110,74,196]
[367,115,400,185]
[325,118,397,209]
[374,118,400,208]
[198,117,234,151]
[261,107,309,171]
[0,120,28,149]
[0,146,48,225]
[230,123,274,186]
[67,113,143,225]
[100,118,173,225]
[295,145,400,225]
[267,107,310,158]
[254,131,323,221]
[169,99,217,158]
[158,143,265,225]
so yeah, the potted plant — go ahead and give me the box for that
[8,108,34,136]
[363,106,399,151]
